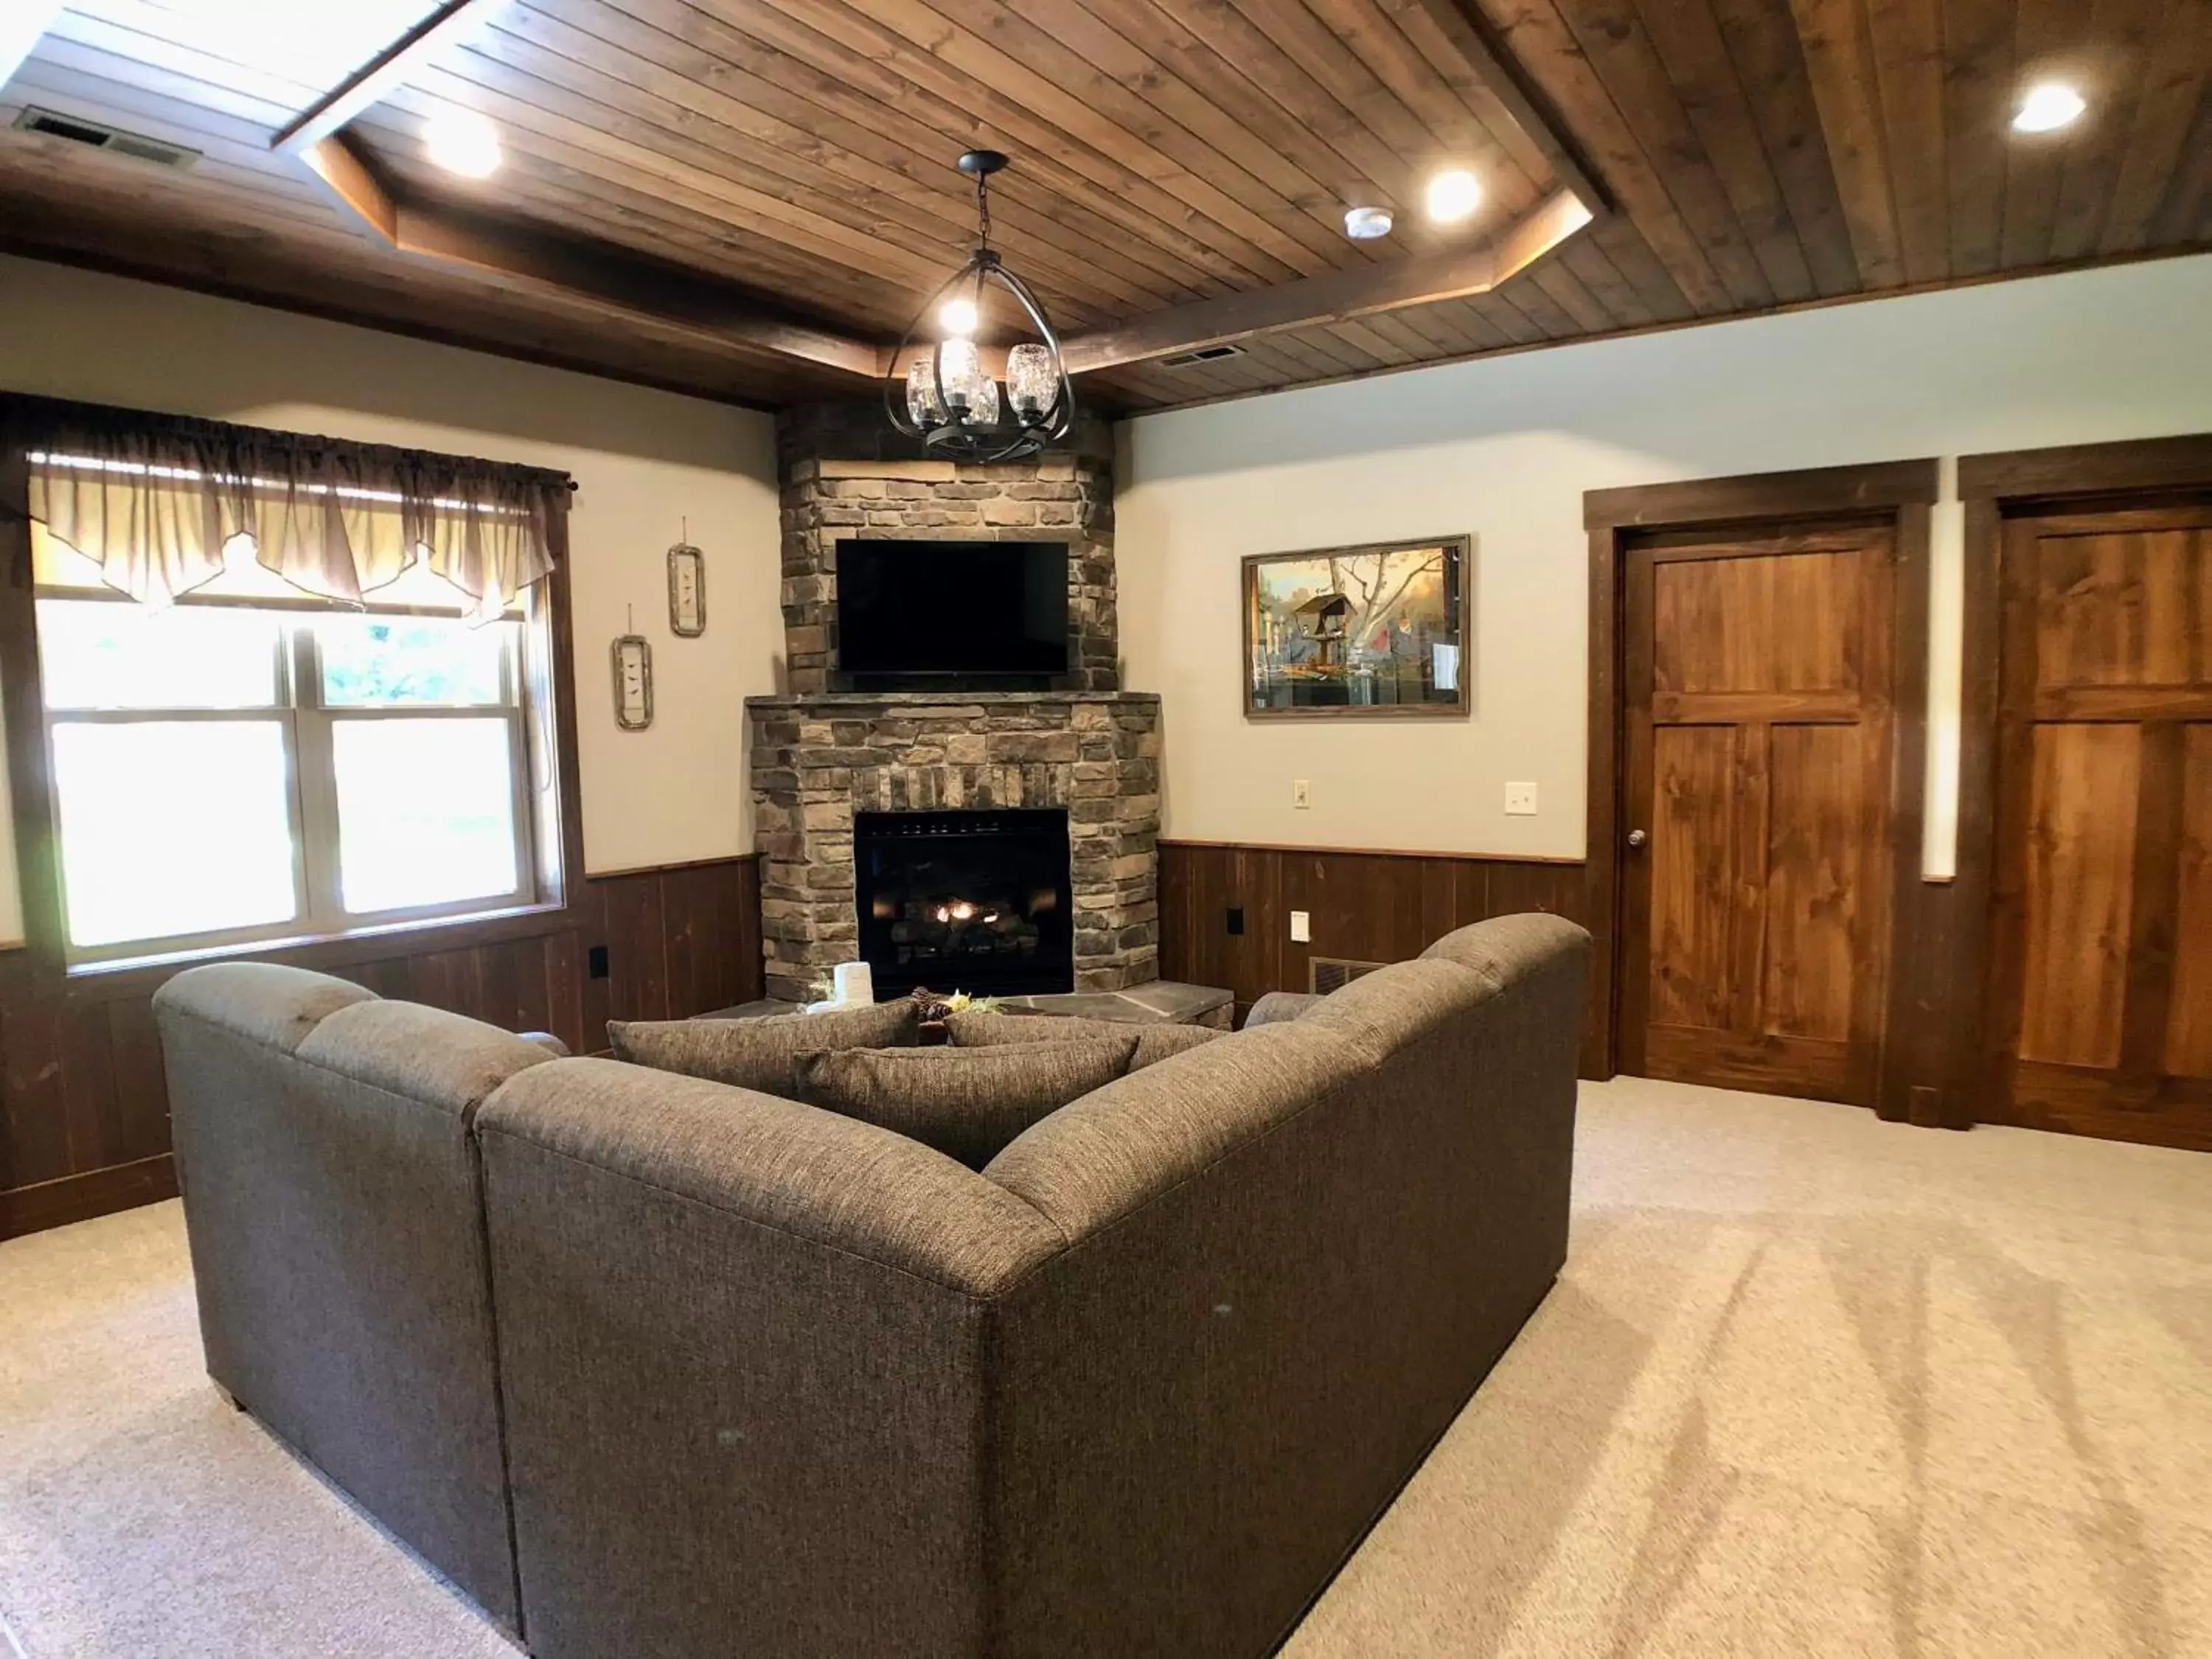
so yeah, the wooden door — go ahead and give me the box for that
[1985,501,2212,1150]
[1620,525,1899,1103]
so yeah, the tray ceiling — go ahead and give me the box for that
[0,0,2205,411]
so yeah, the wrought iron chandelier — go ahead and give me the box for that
[885,150,1074,462]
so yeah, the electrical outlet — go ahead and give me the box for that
[1505,781,1540,816]
[1292,778,1310,810]
[1290,910,1311,944]
[587,944,611,980]
[1225,905,1245,936]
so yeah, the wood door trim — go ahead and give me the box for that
[1586,460,1940,532]
[1583,458,1939,1115]
[1949,433,2212,1133]
[1958,434,2212,503]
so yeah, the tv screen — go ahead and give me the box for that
[835,540,1069,678]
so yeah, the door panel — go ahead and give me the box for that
[1653,549,1862,693]
[1649,723,1736,1030]
[1623,527,1897,1105]
[2033,529,2208,688]
[1762,722,1862,1044]
[2168,727,2212,1077]
[2016,724,2140,1068]
[1988,509,2212,1150]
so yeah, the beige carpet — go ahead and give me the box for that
[4,1078,2209,1658]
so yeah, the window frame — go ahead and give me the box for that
[38,590,546,967]
[0,409,585,992]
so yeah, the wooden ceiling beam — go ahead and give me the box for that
[299,132,399,243]
[1059,189,1595,375]
[271,0,506,156]
[1396,0,1614,215]
[0,1,66,89]
[299,135,883,382]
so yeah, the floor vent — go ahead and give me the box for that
[1309,955,1388,995]
[1160,344,1246,369]
[14,108,201,170]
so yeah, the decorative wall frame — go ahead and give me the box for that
[667,541,706,636]
[1241,535,1470,719]
[611,633,653,731]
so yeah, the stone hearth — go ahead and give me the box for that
[748,690,1160,1004]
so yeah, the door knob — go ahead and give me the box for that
[1627,829,1648,848]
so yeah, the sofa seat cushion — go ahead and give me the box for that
[944,1008,1223,1071]
[795,1036,1140,1169]
[609,999,919,1099]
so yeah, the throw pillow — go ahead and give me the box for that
[607,999,920,1099]
[793,1035,1139,1169]
[943,1007,1225,1071]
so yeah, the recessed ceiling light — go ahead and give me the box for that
[424,108,501,178]
[938,296,979,336]
[1343,205,1394,241]
[1425,169,1482,224]
[2012,83,2085,133]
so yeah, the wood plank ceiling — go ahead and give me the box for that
[0,0,2206,413]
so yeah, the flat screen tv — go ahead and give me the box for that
[835,539,1069,680]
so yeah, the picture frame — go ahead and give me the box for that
[667,541,706,636]
[611,634,653,731]
[1241,535,1470,719]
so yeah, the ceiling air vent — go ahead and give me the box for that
[14,108,201,170]
[1160,344,1246,369]
[1309,956,1388,995]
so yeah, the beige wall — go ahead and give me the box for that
[1117,253,2212,859]
[0,254,782,948]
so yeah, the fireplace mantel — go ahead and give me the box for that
[747,691,1158,710]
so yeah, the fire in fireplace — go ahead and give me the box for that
[854,808,1074,998]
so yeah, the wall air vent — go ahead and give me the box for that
[1159,344,1246,369]
[14,108,201,170]
[1309,956,1388,995]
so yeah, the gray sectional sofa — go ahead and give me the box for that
[153,914,1589,1659]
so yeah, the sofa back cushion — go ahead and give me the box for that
[609,998,919,1099]
[945,1007,1222,1071]
[797,1036,1140,1169]
[981,1016,1373,1238]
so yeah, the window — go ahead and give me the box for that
[35,535,562,965]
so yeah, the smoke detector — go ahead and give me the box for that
[1343,206,1394,241]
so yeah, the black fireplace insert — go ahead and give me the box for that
[854,808,1074,998]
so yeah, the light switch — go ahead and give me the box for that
[1505,781,1539,816]
[1292,778,1310,809]
[1290,910,1311,944]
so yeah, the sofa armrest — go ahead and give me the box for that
[1243,990,1323,1029]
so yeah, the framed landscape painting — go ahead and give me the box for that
[1242,535,1470,718]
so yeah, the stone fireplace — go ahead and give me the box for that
[747,404,1160,1006]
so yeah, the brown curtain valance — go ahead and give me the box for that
[15,396,574,619]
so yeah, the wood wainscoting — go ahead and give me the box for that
[1157,841,1598,1074]
[0,855,762,1241]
